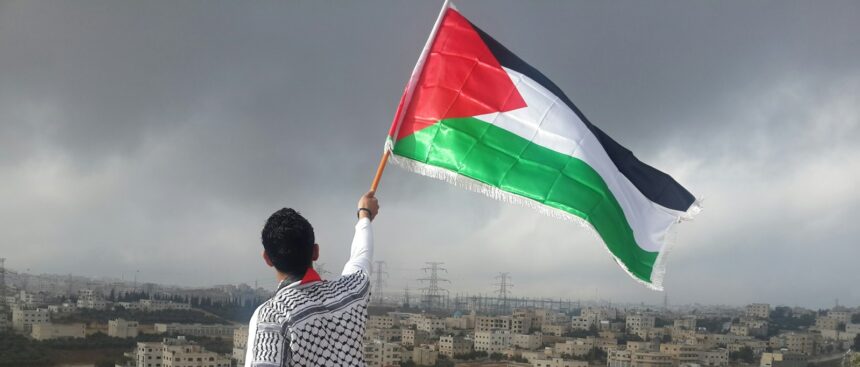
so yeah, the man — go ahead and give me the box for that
[245,191,379,366]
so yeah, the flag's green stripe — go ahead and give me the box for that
[393,117,658,282]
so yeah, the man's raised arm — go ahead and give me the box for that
[342,191,378,276]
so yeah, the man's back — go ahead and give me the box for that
[248,271,370,366]
[246,215,375,367]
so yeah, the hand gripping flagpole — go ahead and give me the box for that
[370,0,452,192]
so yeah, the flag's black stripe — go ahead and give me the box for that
[469,22,696,212]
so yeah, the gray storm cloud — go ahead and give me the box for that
[1,0,858,308]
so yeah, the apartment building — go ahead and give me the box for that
[137,337,230,367]
[475,315,512,332]
[626,314,656,339]
[31,323,86,340]
[233,326,248,366]
[364,339,401,367]
[402,328,430,347]
[154,323,236,339]
[531,357,588,367]
[368,315,397,329]
[109,318,139,338]
[11,306,49,333]
[475,329,512,353]
[512,332,542,350]
[745,304,770,319]
[439,335,473,357]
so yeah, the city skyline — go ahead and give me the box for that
[2,262,854,311]
[1,1,859,309]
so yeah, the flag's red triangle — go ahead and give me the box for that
[390,8,527,141]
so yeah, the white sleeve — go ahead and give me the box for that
[341,217,373,276]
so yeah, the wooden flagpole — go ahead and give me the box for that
[369,150,390,192]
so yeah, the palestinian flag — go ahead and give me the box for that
[385,2,700,290]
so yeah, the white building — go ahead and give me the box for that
[512,332,542,350]
[542,323,570,337]
[630,351,674,367]
[368,315,397,329]
[770,333,819,356]
[700,349,730,366]
[609,348,633,367]
[137,336,231,367]
[445,316,472,330]
[512,314,534,334]
[475,329,511,353]
[47,303,77,316]
[109,318,139,338]
[745,304,770,319]
[154,323,236,339]
[476,315,512,332]
[364,339,401,367]
[760,352,807,367]
[411,345,438,366]
[626,314,656,339]
[139,299,191,312]
[416,316,445,333]
[555,338,595,357]
[31,323,86,340]
[660,343,710,366]
[233,326,248,366]
[828,311,852,324]
[402,328,430,346]
[531,357,588,367]
[674,317,697,331]
[12,306,49,333]
[77,289,108,310]
[137,340,164,367]
[439,335,473,357]
[366,327,402,342]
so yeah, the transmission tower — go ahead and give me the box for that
[67,273,74,298]
[0,258,6,312]
[418,262,450,309]
[494,272,513,313]
[373,261,388,304]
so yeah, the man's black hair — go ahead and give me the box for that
[261,208,315,278]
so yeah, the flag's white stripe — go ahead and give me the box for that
[474,68,685,252]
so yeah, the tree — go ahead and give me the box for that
[854,333,860,350]
[510,355,528,363]
[730,347,755,364]
[490,352,503,361]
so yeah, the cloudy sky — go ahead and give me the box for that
[1,1,858,308]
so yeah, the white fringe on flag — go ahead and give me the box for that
[388,152,702,291]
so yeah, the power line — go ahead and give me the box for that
[373,261,388,304]
[494,272,513,313]
[0,258,6,313]
[418,262,449,309]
